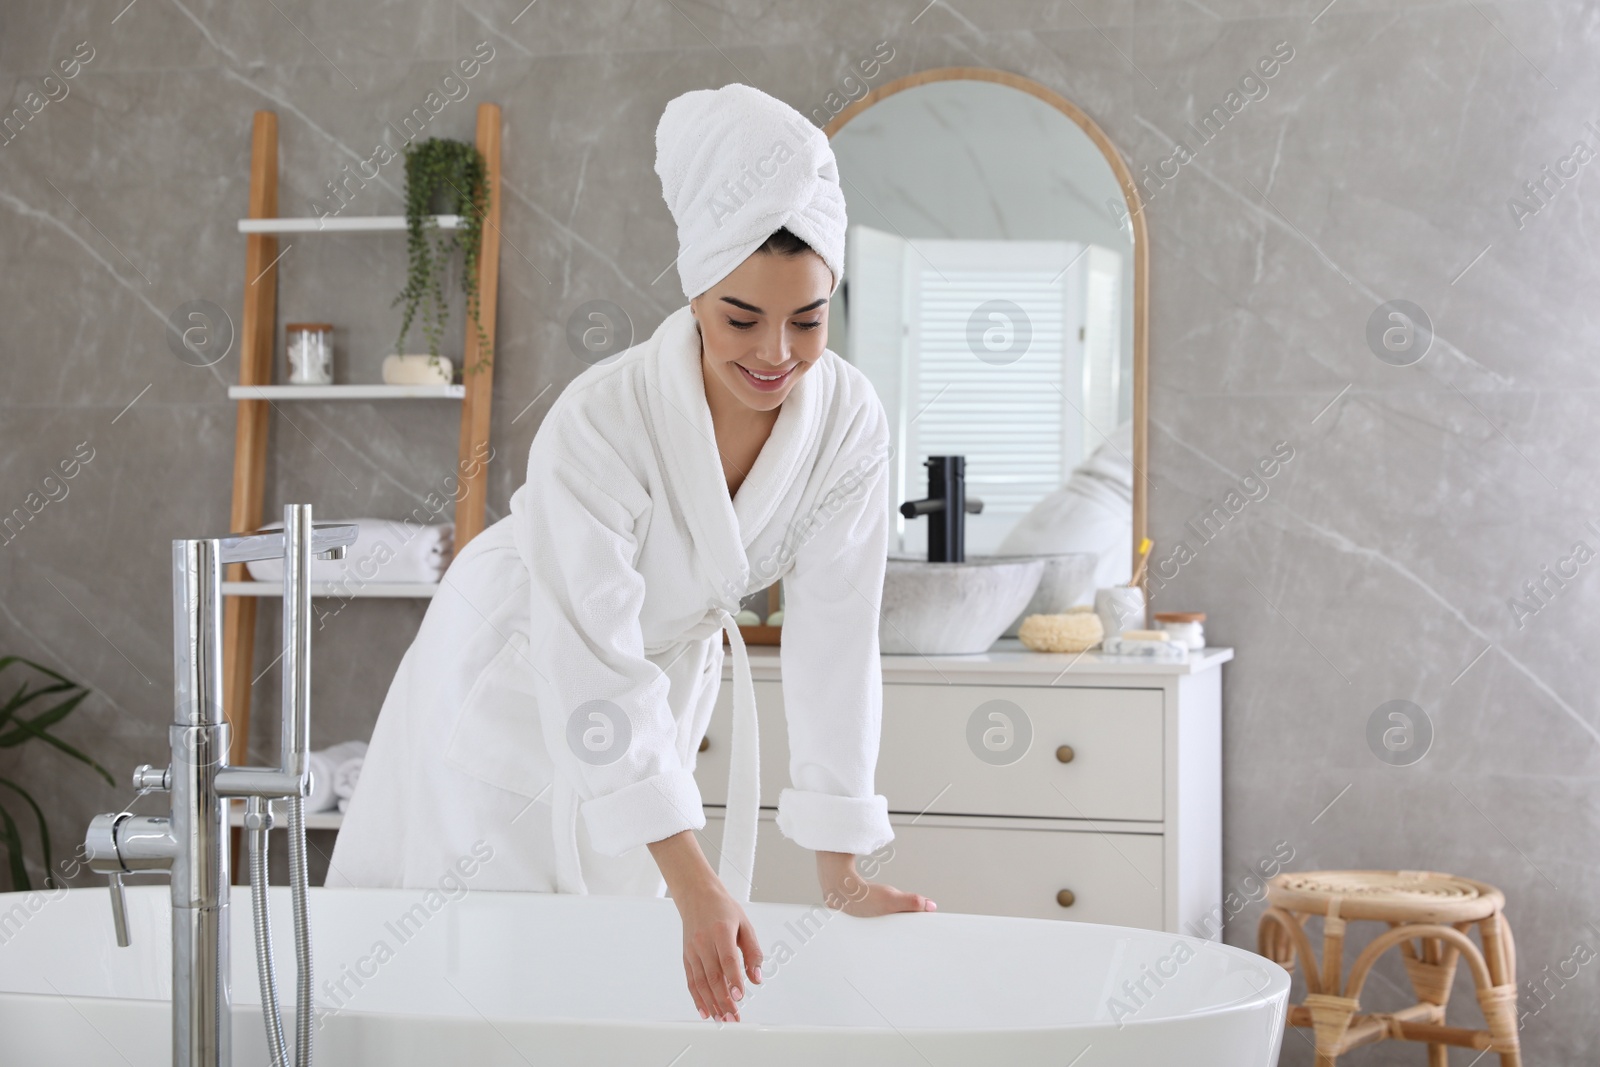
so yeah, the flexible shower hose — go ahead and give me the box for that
[248,807,289,1067]
[248,797,315,1067]
[287,794,315,1066]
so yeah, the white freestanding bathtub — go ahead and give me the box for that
[0,885,1287,1065]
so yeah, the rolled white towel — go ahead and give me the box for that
[247,519,453,586]
[306,753,337,813]
[305,740,367,813]
[332,755,364,802]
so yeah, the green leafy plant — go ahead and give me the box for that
[0,656,113,891]
[393,137,492,379]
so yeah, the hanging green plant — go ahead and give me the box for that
[393,137,492,378]
[0,656,114,892]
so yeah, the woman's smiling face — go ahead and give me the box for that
[690,246,833,414]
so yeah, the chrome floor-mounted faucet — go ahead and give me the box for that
[84,505,357,1067]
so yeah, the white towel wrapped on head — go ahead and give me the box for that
[655,83,847,299]
[246,518,453,586]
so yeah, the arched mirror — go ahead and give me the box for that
[826,69,1147,592]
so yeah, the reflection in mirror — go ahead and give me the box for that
[828,73,1142,593]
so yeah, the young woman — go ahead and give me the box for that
[329,84,933,1025]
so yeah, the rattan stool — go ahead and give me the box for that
[1258,870,1521,1066]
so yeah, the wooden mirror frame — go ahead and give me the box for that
[823,67,1150,589]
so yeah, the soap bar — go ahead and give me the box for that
[1101,635,1187,662]
[1119,629,1169,642]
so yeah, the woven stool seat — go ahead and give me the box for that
[1258,869,1521,1067]
[1267,869,1504,924]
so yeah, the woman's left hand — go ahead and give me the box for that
[816,851,937,916]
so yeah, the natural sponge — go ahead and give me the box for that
[1017,607,1104,653]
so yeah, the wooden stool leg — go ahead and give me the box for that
[1303,993,1357,1067]
[1424,937,1450,1067]
[1477,911,1522,1067]
[1259,906,1333,1061]
[1400,933,1458,1067]
[1304,904,1353,1066]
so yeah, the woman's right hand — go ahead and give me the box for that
[648,830,763,1022]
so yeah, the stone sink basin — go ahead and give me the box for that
[996,551,1100,638]
[880,554,1048,655]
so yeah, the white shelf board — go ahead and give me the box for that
[222,581,438,599]
[228,384,464,400]
[228,801,343,831]
[238,214,462,234]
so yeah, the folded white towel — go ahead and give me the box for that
[655,83,846,298]
[332,755,364,801]
[246,519,453,586]
[306,740,367,813]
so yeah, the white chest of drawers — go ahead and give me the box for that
[694,639,1231,937]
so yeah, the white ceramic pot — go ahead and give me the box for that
[1094,585,1146,640]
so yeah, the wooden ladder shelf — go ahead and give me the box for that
[222,104,503,769]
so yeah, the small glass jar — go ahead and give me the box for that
[1153,611,1206,650]
[285,323,334,385]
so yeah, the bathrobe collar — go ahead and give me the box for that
[644,304,827,608]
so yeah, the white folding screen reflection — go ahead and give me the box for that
[848,226,1122,557]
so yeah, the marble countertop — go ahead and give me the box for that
[728,638,1233,682]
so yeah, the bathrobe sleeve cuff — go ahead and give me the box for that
[775,787,894,856]
[579,766,707,857]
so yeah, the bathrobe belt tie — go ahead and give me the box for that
[715,608,760,903]
[550,607,760,903]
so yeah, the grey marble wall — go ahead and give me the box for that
[2,1,1596,1061]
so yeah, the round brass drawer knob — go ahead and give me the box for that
[699,736,710,753]
[1055,745,1075,764]
[1057,889,1076,908]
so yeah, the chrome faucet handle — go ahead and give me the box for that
[132,763,170,791]
[86,811,138,948]
[84,810,178,947]
[208,521,359,565]
[107,871,131,947]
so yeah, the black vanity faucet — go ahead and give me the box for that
[899,455,984,562]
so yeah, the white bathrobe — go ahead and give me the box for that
[328,305,896,900]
